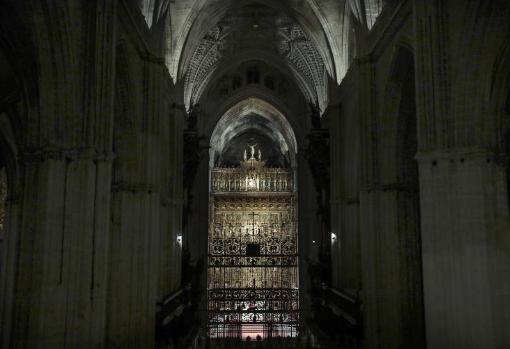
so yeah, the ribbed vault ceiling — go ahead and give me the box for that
[210,97,297,167]
[182,4,328,111]
[137,0,386,114]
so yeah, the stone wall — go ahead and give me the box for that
[0,1,184,347]
[329,1,510,348]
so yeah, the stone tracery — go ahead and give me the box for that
[182,4,328,112]
[2,1,508,348]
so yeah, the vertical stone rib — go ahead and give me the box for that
[413,0,450,151]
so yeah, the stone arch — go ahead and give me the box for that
[0,12,26,344]
[209,97,298,170]
[179,3,331,112]
[492,36,510,144]
[379,43,416,175]
[393,45,425,348]
[205,87,306,150]
[487,32,510,212]
[452,2,510,149]
[376,43,426,348]
[201,50,305,101]
[0,2,37,113]
[497,47,510,211]
[174,0,337,83]
[112,39,147,182]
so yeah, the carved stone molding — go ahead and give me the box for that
[183,4,328,110]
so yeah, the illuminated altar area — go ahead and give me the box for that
[208,144,298,340]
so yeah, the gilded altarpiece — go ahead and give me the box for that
[208,151,298,339]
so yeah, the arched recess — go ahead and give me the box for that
[490,34,510,212]
[174,0,337,83]
[205,88,307,146]
[179,2,331,113]
[206,95,300,339]
[499,72,510,212]
[393,46,425,348]
[209,97,298,169]
[376,43,425,348]
[193,51,316,112]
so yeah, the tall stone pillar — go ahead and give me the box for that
[329,100,361,292]
[0,183,20,348]
[357,54,383,349]
[0,1,117,346]
[166,102,184,294]
[3,148,113,348]
[297,150,315,316]
[417,150,510,348]
[158,89,184,300]
[357,53,425,348]
[414,0,510,346]
[108,39,164,348]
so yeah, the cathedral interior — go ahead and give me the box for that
[1,0,510,348]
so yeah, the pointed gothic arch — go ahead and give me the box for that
[371,43,426,348]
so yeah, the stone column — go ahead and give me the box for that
[109,183,159,348]
[158,96,184,299]
[417,150,510,348]
[360,187,399,348]
[329,103,343,288]
[158,101,172,298]
[168,102,184,293]
[329,100,361,292]
[3,148,113,348]
[297,151,315,316]
[107,40,164,348]
[357,54,384,349]
[0,181,21,348]
[413,0,510,346]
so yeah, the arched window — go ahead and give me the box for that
[246,66,260,84]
